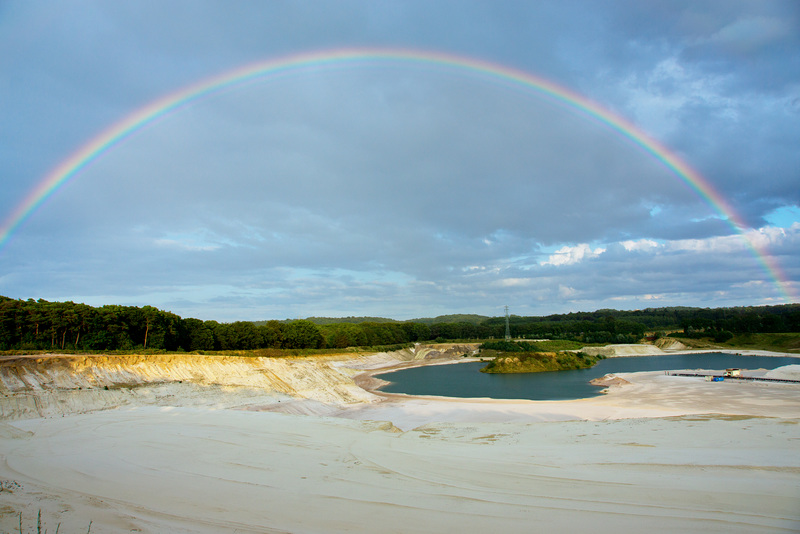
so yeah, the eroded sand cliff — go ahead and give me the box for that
[0,344,478,419]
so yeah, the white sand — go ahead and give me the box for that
[766,364,800,380]
[1,351,799,533]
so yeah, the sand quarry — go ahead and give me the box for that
[1,344,799,533]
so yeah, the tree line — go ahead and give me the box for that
[1,296,798,352]
[483,304,800,342]
[0,297,438,352]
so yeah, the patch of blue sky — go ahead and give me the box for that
[764,205,800,228]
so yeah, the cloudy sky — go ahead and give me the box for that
[1,1,798,321]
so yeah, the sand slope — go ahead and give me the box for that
[0,348,799,533]
[0,352,390,420]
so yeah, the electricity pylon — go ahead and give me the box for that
[504,305,511,341]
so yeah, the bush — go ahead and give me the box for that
[714,330,734,343]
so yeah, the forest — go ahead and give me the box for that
[0,295,798,352]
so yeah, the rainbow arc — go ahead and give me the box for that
[0,48,794,302]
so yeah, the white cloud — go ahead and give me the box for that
[665,224,797,255]
[496,278,531,288]
[153,238,220,252]
[621,239,661,252]
[743,225,794,248]
[558,285,578,298]
[541,244,606,266]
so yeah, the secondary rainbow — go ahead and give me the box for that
[1,47,794,302]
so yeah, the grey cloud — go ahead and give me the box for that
[1,0,797,319]
[33,68,703,255]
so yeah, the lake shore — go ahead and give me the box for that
[342,349,800,430]
[1,347,799,533]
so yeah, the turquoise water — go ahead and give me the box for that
[375,353,799,401]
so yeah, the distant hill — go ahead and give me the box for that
[251,305,800,332]
[252,317,398,326]
[303,316,399,325]
[254,314,491,326]
[406,314,490,325]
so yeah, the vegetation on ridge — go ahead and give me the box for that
[479,341,603,374]
[1,295,798,353]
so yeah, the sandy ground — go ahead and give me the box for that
[1,349,799,533]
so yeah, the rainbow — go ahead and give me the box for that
[1,47,795,302]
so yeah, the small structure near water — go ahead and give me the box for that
[672,367,800,384]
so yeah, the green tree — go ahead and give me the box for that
[139,306,160,349]
[0,298,23,349]
[283,320,324,349]
[214,321,263,350]
[322,323,368,348]
[402,322,431,342]
[184,318,216,351]
[258,320,283,348]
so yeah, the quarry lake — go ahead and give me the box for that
[375,353,800,401]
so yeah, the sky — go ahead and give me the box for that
[1,0,799,322]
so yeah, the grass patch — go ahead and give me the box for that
[0,343,416,359]
[9,509,93,534]
[723,333,800,353]
[665,332,800,353]
[522,339,587,351]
